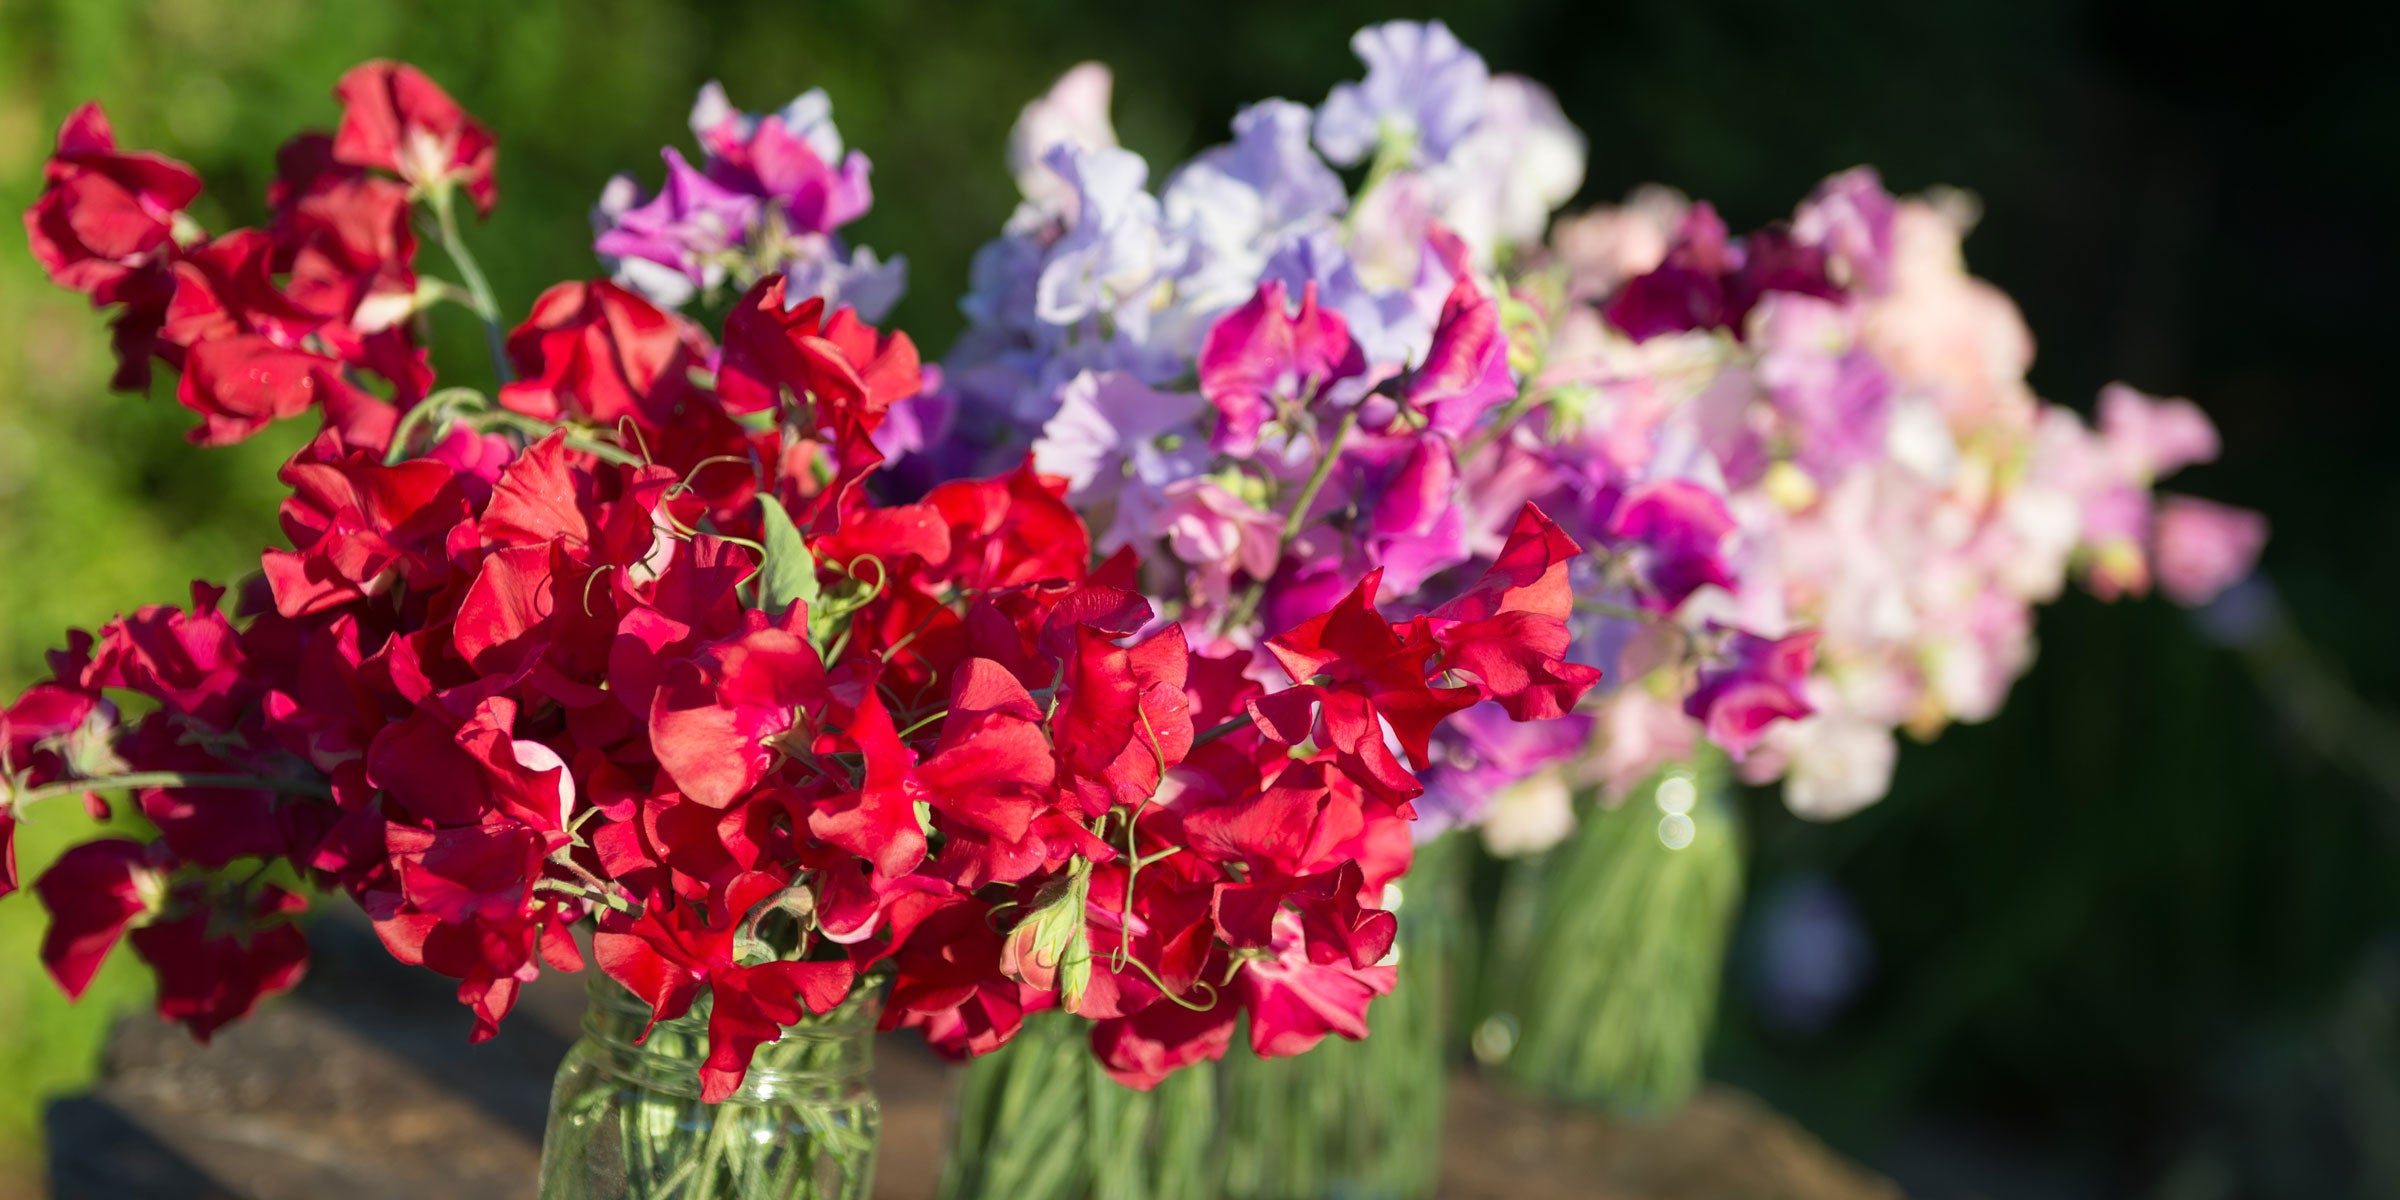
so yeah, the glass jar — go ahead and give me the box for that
[539,976,881,1200]
[938,831,1472,1200]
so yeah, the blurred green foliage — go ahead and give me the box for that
[1,0,2391,1195]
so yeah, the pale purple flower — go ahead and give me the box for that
[1032,145,1187,340]
[1794,168,1899,294]
[1167,101,1347,255]
[1430,75,1586,263]
[1315,20,1490,167]
[1258,228,1428,369]
[1010,63,1120,217]
[1753,294,1895,479]
[783,244,907,323]
[1417,702,1594,835]
[1031,370,1208,500]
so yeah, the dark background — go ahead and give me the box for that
[1,1,2391,1195]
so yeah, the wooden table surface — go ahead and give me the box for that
[44,920,1897,1200]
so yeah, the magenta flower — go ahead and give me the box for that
[1398,276,1514,437]
[1684,628,1819,759]
[1607,479,1739,611]
[691,83,873,236]
[1198,279,1365,456]
[594,148,760,307]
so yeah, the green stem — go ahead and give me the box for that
[479,409,647,466]
[10,770,333,806]
[1280,408,1358,547]
[426,184,512,383]
[1221,407,1361,637]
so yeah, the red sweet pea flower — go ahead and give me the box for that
[1426,504,1605,721]
[595,872,856,1103]
[1,62,1626,1096]
[648,605,827,810]
[34,839,164,1000]
[717,276,920,424]
[1049,622,1194,817]
[500,279,710,429]
[23,103,203,389]
[24,103,200,303]
[132,883,310,1042]
[1091,988,1240,1090]
[1232,908,1395,1059]
[332,61,498,215]
[179,337,374,447]
[1252,570,1476,799]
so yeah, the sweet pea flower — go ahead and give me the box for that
[1684,628,1818,760]
[2152,495,2269,607]
[1314,20,1490,168]
[594,149,760,308]
[1428,75,1587,265]
[1010,63,1120,216]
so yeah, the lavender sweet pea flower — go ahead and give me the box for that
[1432,75,1587,264]
[593,149,761,308]
[1753,295,1895,480]
[1032,370,1208,500]
[1033,145,1187,341]
[1258,228,1429,370]
[1315,20,1490,168]
[784,244,907,323]
[1417,701,1595,835]
[1166,100,1348,265]
[1010,63,1120,217]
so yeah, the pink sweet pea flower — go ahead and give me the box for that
[2152,495,2268,607]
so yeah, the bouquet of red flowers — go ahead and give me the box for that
[5,61,1600,1195]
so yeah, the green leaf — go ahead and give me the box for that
[755,494,821,617]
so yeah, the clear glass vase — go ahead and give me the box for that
[539,977,881,1200]
[1475,750,1743,1114]
[937,831,1470,1200]
[1212,829,1468,1200]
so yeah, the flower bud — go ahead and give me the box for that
[1001,869,1092,1012]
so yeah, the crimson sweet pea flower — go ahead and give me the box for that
[333,60,499,214]
[23,103,200,304]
